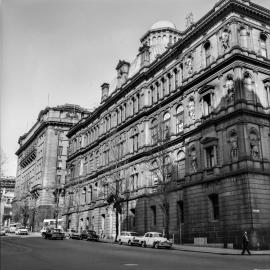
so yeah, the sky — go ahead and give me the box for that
[1,0,270,177]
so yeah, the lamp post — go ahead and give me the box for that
[53,184,65,229]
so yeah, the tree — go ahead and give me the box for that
[0,148,8,177]
[13,201,30,227]
[145,114,177,239]
[103,135,128,242]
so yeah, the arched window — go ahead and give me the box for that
[177,150,185,180]
[151,119,158,144]
[204,41,211,66]
[260,33,267,57]
[163,112,171,140]
[131,127,139,152]
[176,105,184,133]
[240,27,249,48]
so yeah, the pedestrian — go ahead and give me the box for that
[241,231,251,255]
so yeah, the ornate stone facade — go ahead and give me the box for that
[63,0,270,249]
[14,104,89,231]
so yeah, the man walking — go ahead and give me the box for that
[241,231,251,255]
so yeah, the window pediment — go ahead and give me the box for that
[199,84,214,95]
[200,136,218,145]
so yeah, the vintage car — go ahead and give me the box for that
[139,232,172,249]
[86,230,99,241]
[0,228,6,236]
[63,229,76,239]
[70,231,81,240]
[15,227,28,235]
[117,231,141,246]
[42,228,65,240]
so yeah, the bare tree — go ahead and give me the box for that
[145,115,177,239]
[103,135,128,242]
[0,148,8,177]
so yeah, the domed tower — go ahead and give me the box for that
[140,20,182,62]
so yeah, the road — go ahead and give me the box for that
[1,236,269,270]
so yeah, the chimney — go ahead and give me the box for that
[101,83,109,103]
[116,60,130,88]
[139,43,150,67]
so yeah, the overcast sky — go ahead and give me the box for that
[1,0,270,177]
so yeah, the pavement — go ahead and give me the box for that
[97,237,270,256]
[4,232,270,255]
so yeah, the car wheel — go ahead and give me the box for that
[118,240,122,245]
[142,241,146,248]
[128,241,132,246]
[154,242,159,249]
[79,236,83,240]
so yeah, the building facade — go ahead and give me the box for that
[63,0,270,249]
[14,104,89,231]
[0,177,15,227]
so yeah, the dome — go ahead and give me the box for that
[150,20,176,30]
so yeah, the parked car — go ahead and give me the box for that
[0,228,6,236]
[42,228,65,240]
[63,229,76,239]
[117,231,141,246]
[139,232,172,249]
[86,230,99,241]
[15,227,28,235]
[70,231,81,240]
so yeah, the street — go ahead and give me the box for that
[1,236,269,270]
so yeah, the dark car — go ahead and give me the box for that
[86,230,99,241]
[42,228,65,240]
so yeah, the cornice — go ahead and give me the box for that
[15,120,74,156]
[67,0,270,137]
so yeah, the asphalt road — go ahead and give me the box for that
[1,236,269,270]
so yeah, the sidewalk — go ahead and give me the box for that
[99,238,270,255]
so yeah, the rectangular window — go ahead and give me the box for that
[151,206,156,226]
[205,146,215,168]
[57,146,63,156]
[209,194,219,220]
[202,93,212,116]
[177,201,184,223]
[176,114,184,133]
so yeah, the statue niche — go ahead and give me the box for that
[228,130,238,160]
[249,129,260,159]
[220,28,231,52]
[188,97,196,121]
[224,74,235,104]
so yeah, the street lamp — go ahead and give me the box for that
[53,184,65,229]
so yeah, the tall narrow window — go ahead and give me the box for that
[204,41,211,66]
[163,112,170,140]
[151,206,157,226]
[202,93,213,116]
[176,105,184,133]
[177,151,185,180]
[240,27,249,48]
[205,146,215,169]
[260,33,267,58]
[209,194,219,220]
[151,119,158,145]
[263,78,270,107]
[177,200,184,223]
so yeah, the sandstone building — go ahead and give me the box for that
[14,104,89,231]
[63,0,270,249]
[0,177,15,227]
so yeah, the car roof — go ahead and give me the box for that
[146,232,162,234]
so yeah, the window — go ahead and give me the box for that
[57,146,63,156]
[89,185,93,202]
[176,105,184,133]
[202,93,212,116]
[151,206,157,226]
[57,161,62,170]
[205,146,215,169]
[151,161,158,187]
[177,151,185,180]
[204,41,211,66]
[240,27,249,48]
[177,201,184,223]
[260,33,268,57]
[83,187,87,203]
[209,194,219,220]
[151,119,158,145]
[131,127,139,152]
[263,78,270,107]
[162,112,170,140]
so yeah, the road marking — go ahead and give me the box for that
[124,264,138,266]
